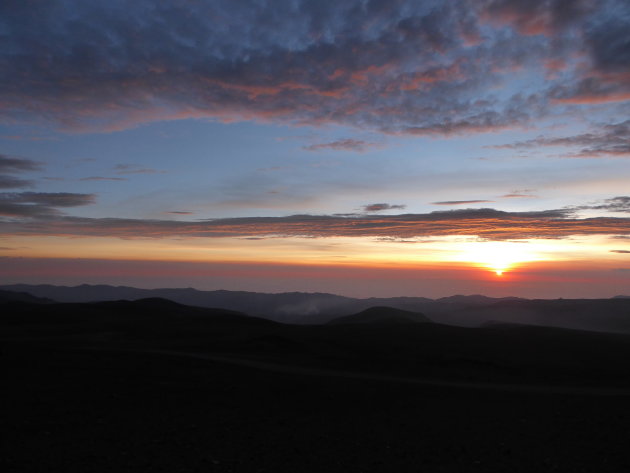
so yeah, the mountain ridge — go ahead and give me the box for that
[2,284,630,334]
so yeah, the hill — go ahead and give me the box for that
[328,306,432,325]
[0,289,53,304]
[3,284,630,334]
[4,296,630,472]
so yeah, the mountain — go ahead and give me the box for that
[0,297,276,346]
[437,294,526,305]
[5,296,630,473]
[328,306,432,325]
[0,289,54,304]
[0,284,352,323]
[3,284,630,334]
[4,296,630,388]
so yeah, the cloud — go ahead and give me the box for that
[362,203,407,212]
[0,192,96,217]
[482,0,595,35]
[493,120,630,158]
[1,134,55,141]
[0,1,626,134]
[611,250,630,254]
[2,204,630,241]
[303,139,381,152]
[0,154,42,173]
[579,196,630,213]
[501,190,537,198]
[79,176,127,181]
[114,164,164,175]
[432,200,494,205]
[0,175,34,189]
[164,211,194,215]
[0,154,43,189]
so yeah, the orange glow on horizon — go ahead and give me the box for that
[456,241,547,277]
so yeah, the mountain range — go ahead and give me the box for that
[2,283,630,334]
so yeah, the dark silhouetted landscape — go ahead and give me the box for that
[3,285,630,472]
[4,1,630,471]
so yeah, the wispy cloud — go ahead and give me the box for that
[501,190,537,198]
[114,164,164,175]
[79,176,127,181]
[362,203,407,212]
[0,155,42,173]
[493,120,630,158]
[578,196,630,213]
[0,154,43,189]
[0,192,95,217]
[303,139,381,153]
[3,205,630,241]
[0,176,35,189]
[431,200,494,205]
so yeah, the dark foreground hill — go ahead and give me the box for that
[4,298,630,472]
[4,283,630,334]
[3,297,630,386]
[0,289,53,304]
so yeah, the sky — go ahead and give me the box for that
[1,0,630,298]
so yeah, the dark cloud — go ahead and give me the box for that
[303,139,380,152]
[610,250,630,254]
[0,154,42,189]
[363,203,407,212]
[546,1,630,104]
[0,175,34,189]
[0,192,96,217]
[164,211,194,215]
[581,196,630,213]
[583,3,630,75]
[0,154,42,173]
[0,0,625,134]
[482,0,595,35]
[494,120,630,158]
[432,200,494,205]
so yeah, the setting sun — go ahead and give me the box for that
[457,241,543,277]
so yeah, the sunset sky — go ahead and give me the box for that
[1,0,630,298]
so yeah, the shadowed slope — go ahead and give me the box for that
[328,306,432,325]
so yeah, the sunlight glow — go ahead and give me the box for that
[457,241,544,276]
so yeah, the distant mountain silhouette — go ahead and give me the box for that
[3,284,630,334]
[437,294,526,305]
[328,306,432,325]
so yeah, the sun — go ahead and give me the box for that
[457,241,541,276]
